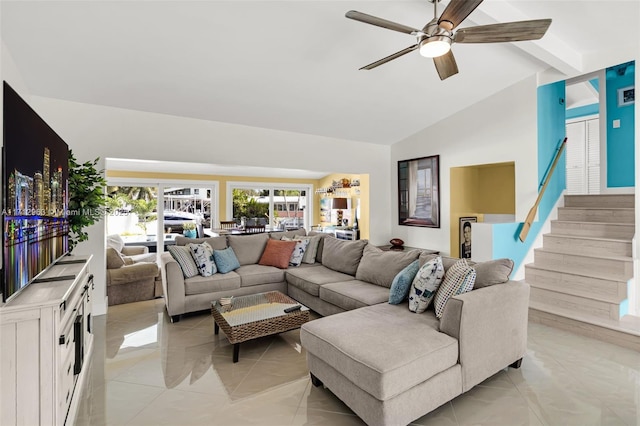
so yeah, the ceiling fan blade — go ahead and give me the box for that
[360,44,419,70]
[346,10,419,35]
[438,0,483,30]
[433,50,459,80]
[454,19,552,43]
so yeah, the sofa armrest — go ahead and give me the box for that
[440,280,530,392]
[160,252,187,317]
[122,245,149,256]
[107,262,159,286]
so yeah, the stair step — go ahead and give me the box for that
[542,234,632,257]
[564,194,635,208]
[530,287,623,320]
[525,264,627,304]
[557,207,635,224]
[533,249,633,281]
[528,302,640,352]
[550,220,635,239]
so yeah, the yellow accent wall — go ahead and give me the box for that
[449,162,515,257]
[106,170,370,239]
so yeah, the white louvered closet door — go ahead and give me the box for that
[565,118,600,194]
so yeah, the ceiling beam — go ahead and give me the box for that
[464,1,583,77]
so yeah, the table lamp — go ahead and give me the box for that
[332,198,348,226]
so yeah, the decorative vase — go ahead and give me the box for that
[184,229,196,238]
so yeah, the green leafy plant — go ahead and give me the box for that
[130,198,158,234]
[182,222,196,231]
[68,151,107,251]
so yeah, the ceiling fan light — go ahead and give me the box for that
[419,36,451,58]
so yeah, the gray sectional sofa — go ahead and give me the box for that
[159,228,530,426]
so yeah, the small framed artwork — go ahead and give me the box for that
[397,155,440,228]
[459,217,477,259]
[618,86,634,106]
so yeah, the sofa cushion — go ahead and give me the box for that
[188,242,217,276]
[356,244,420,288]
[269,229,307,240]
[176,235,227,250]
[409,256,445,314]
[228,233,270,265]
[434,259,476,318]
[184,272,241,296]
[106,247,126,269]
[259,239,297,269]
[319,280,390,311]
[308,232,332,263]
[389,260,420,304]
[128,252,157,263]
[286,265,355,297]
[300,303,458,401]
[321,238,367,276]
[236,264,286,287]
[213,247,241,274]
[474,258,514,288]
[167,245,199,278]
[293,235,321,264]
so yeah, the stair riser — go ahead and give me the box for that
[564,195,635,208]
[550,221,635,239]
[530,287,621,320]
[525,266,627,303]
[542,235,632,257]
[557,208,635,224]
[533,250,633,281]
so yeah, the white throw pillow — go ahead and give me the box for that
[434,259,477,318]
[283,237,310,267]
[293,235,321,264]
[408,256,445,313]
[188,242,217,276]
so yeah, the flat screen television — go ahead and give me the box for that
[2,81,70,302]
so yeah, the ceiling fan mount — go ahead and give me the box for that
[346,0,552,80]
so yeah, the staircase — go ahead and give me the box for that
[525,194,640,351]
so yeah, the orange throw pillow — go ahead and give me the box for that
[259,239,297,269]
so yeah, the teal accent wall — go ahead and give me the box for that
[606,61,635,187]
[491,81,566,271]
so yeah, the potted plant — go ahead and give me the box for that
[182,222,197,238]
[68,151,107,251]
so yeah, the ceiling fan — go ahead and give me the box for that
[346,0,552,80]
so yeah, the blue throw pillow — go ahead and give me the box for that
[388,260,420,304]
[213,247,241,274]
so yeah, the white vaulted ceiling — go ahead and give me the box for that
[2,1,639,146]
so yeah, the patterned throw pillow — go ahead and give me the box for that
[408,256,445,313]
[433,259,477,318]
[293,235,321,264]
[213,247,241,274]
[283,237,310,267]
[188,242,217,277]
[388,260,420,304]
[167,245,200,278]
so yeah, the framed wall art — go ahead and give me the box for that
[398,155,440,228]
[618,85,634,106]
[459,217,477,259]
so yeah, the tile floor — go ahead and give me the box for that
[75,298,640,426]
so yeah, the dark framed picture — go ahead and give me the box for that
[459,217,477,259]
[398,155,440,228]
[618,86,634,106]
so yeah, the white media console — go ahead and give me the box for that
[0,255,94,426]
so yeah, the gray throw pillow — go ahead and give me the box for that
[356,244,420,288]
[321,238,367,276]
[473,258,514,288]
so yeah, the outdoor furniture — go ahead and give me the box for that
[244,225,266,233]
[220,221,237,229]
[211,291,309,362]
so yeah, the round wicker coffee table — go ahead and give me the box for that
[211,291,310,362]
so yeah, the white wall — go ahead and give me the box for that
[390,76,539,255]
[27,98,392,315]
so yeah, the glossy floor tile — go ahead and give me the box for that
[75,298,640,426]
